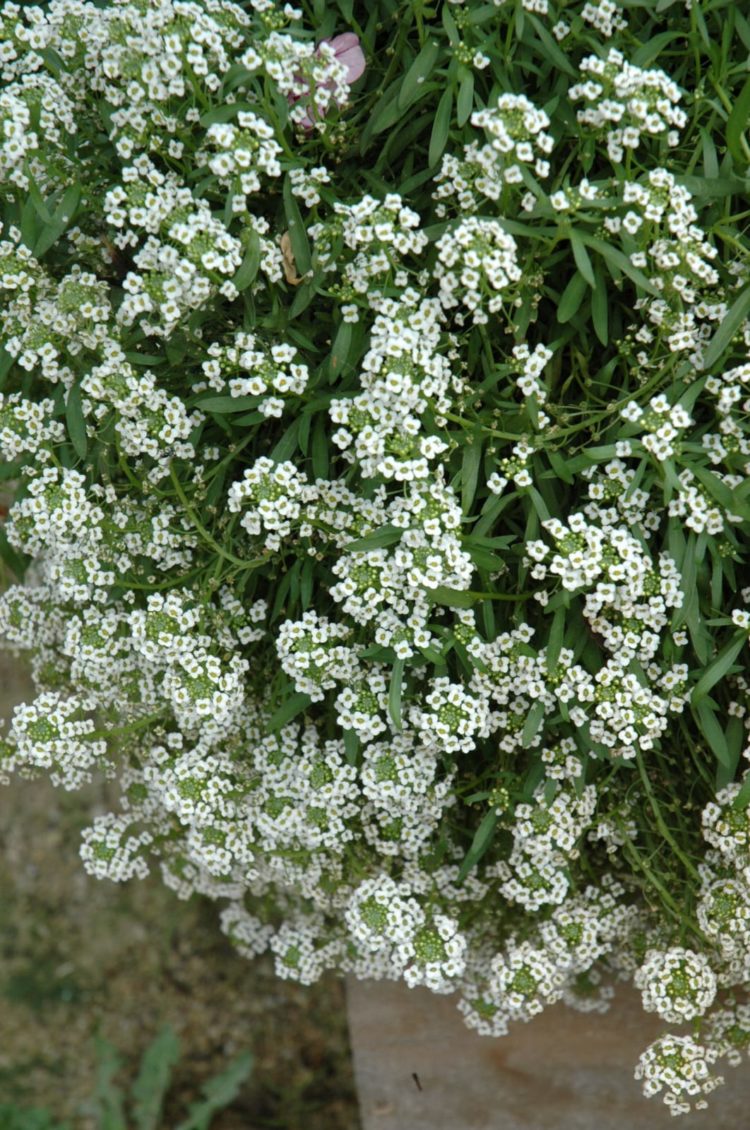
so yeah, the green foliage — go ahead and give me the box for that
[2,1030,252,1130]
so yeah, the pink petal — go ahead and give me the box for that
[327,32,366,84]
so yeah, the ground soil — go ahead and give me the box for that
[0,658,359,1129]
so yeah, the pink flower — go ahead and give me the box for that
[323,32,366,85]
[291,32,366,131]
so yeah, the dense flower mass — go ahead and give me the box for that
[1,0,750,1113]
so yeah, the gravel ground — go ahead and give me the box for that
[0,657,359,1129]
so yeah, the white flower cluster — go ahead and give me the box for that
[2,0,750,1115]
[330,292,455,480]
[201,332,310,418]
[635,1035,723,1116]
[570,49,686,162]
[435,216,522,326]
[635,947,717,1024]
[470,93,554,182]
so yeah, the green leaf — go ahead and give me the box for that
[694,698,733,769]
[425,585,476,609]
[579,233,660,296]
[632,30,682,66]
[195,396,259,414]
[545,606,566,672]
[727,75,750,169]
[132,1028,181,1130]
[461,440,482,515]
[570,230,595,287]
[0,345,14,390]
[344,525,402,552]
[457,809,498,883]
[526,13,577,77]
[175,1053,253,1130]
[521,700,546,749]
[267,693,311,733]
[282,175,311,276]
[92,1039,127,1130]
[0,527,27,580]
[329,320,353,378]
[398,40,440,110]
[33,183,81,258]
[232,230,261,292]
[688,462,750,520]
[343,728,360,765]
[388,658,404,731]
[311,416,329,480]
[429,86,453,168]
[0,1104,69,1130]
[360,82,401,149]
[65,382,87,461]
[691,632,747,704]
[456,66,474,127]
[731,772,750,811]
[557,271,588,323]
[702,283,750,370]
[591,268,608,346]
[199,102,256,126]
[270,419,300,462]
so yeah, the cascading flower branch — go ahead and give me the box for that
[1,0,750,1114]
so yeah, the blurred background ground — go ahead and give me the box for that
[0,656,360,1129]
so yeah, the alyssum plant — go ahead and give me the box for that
[1,0,750,1113]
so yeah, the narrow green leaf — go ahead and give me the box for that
[360,83,401,149]
[288,280,317,320]
[461,440,482,515]
[632,30,681,66]
[65,382,87,460]
[547,449,574,485]
[232,229,261,291]
[329,320,353,378]
[703,283,750,370]
[175,1053,253,1130]
[429,86,453,168]
[527,13,577,77]
[456,66,474,127]
[300,557,314,611]
[425,585,476,609]
[270,418,300,462]
[731,772,750,811]
[727,76,750,169]
[0,346,14,389]
[132,1028,181,1130]
[388,658,404,731]
[92,1039,127,1130]
[196,396,259,414]
[570,230,595,287]
[344,525,402,552]
[34,183,81,258]
[311,416,329,480]
[691,632,747,704]
[267,693,311,733]
[591,268,608,346]
[457,809,498,883]
[579,232,660,296]
[521,700,546,749]
[0,527,27,580]
[282,175,311,276]
[343,728,360,766]
[546,606,566,672]
[199,102,256,126]
[398,40,440,110]
[695,698,732,769]
[557,271,588,323]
